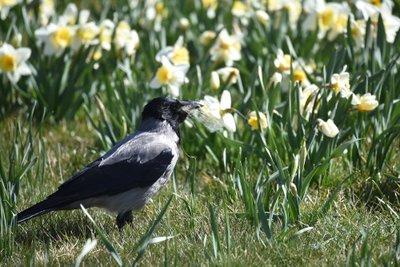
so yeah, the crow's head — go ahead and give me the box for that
[142,97,202,127]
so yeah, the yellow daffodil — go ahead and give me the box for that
[248,111,268,130]
[317,118,339,138]
[0,43,31,82]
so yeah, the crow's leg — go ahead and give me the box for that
[116,210,133,230]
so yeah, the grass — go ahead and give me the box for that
[1,0,400,265]
[1,116,399,266]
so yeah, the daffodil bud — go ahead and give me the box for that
[11,33,22,47]
[255,10,270,26]
[290,182,298,196]
[179,17,190,30]
[299,140,307,171]
[317,118,339,138]
[210,71,220,91]
[199,31,216,46]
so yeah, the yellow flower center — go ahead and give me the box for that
[117,21,130,32]
[232,1,248,14]
[248,113,267,130]
[0,54,16,72]
[155,2,166,16]
[294,69,307,84]
[171,47,189,64]
[156,66,174,84]
[202,0,217,9]
[93,49,102,61]
[330,82,340,94]
[219,39,230,51]
[100,30,112,45]
[0,0,18,5]
[52,26,71,48]
[369,0,381,7]
[78,27,97,43]
[333,14,348,32]
[319,8,335,29]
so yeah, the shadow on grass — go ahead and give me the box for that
[15,210,117,245]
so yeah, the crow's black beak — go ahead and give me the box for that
[180,100,203,112]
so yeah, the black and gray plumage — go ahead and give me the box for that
[17,97,201,229]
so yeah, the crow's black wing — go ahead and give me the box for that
[56,147,174,202]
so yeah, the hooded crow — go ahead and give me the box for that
[17,97,201,229]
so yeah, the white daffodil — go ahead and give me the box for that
[92,19,115,61]
[150,56,187,97]
[35,22,75,56]
[0,0,21,20]
[350,19,366,48]
[248,111,268,130]
[274,49,291,72]
[282,0,303,29]
[231,1,250,17]
[144,0,167,32]
[355,0,400,43]
[303,1,350,40]
[377,1,400,43]
[330,66,352,98]
[216,67,240,85]
[293,68,310,86]
[39,0,55,25]
[72,21,100,50]
[300,84,319,114]
[0,43,31,83]
[114,21,140,56]
[270,72,283,84]
[197,90,236,132]
[353,93,379,112]
[210,29,241,66]
[317,118,339,138]
[98,20,114,51]
[202,0,218,18]
[59,3,78,25]
[156,36,190,66]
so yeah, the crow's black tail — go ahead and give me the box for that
[17,199,58,224]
